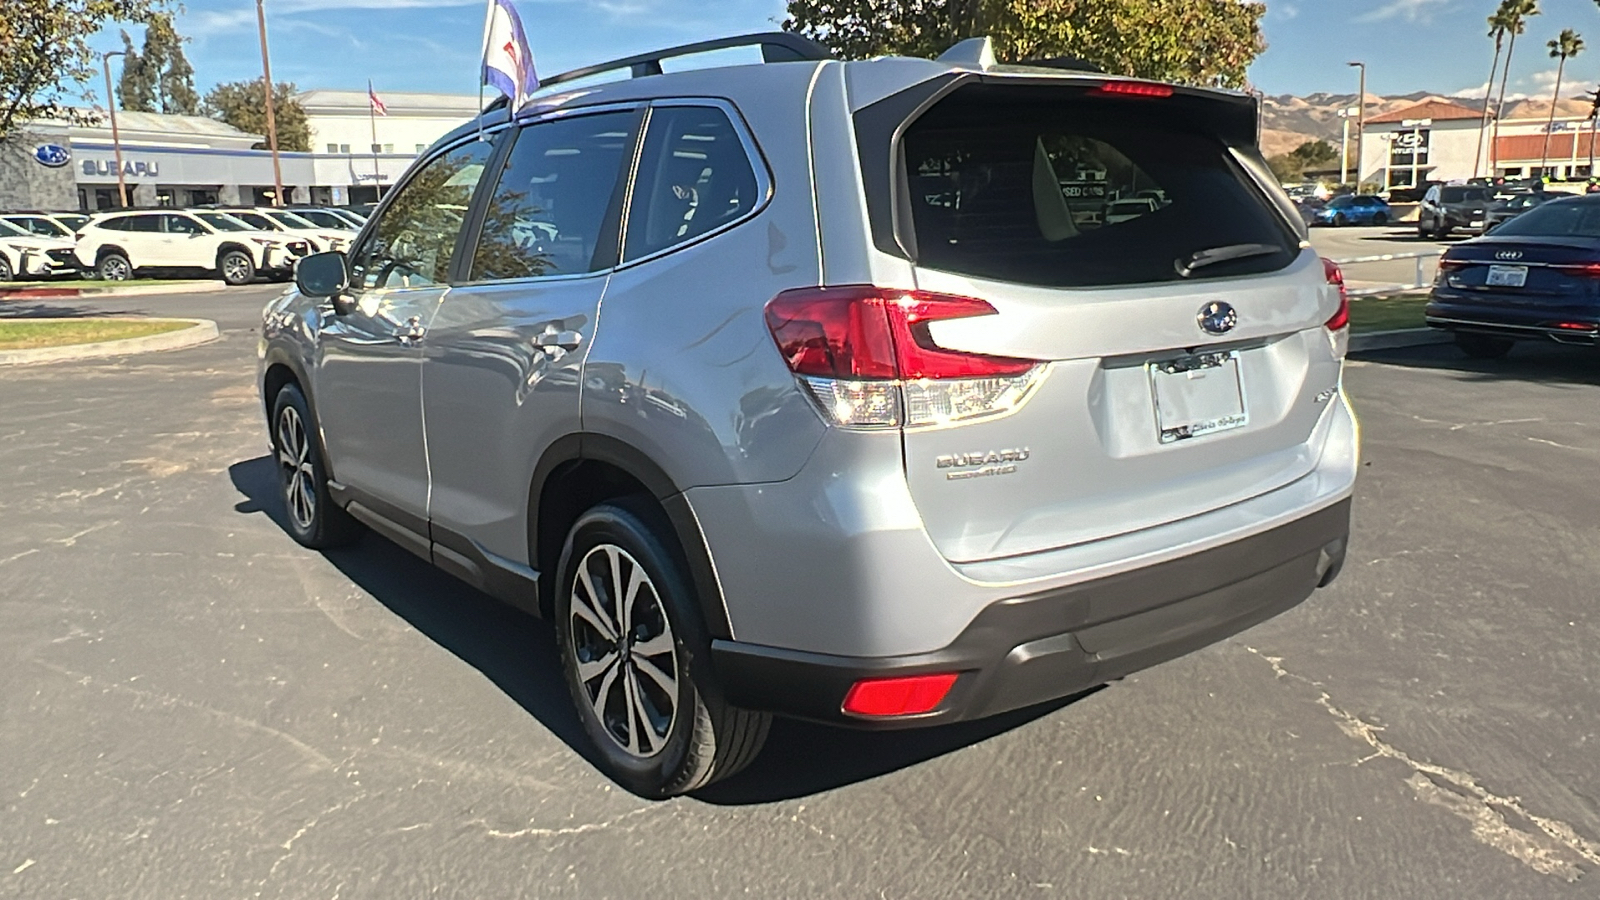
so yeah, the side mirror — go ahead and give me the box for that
[295,251,353,313]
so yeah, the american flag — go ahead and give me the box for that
[368,81,387,116]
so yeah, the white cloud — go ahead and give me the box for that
[1354,0,1454,25]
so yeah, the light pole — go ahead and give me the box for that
[1337,106,1359,185]
[101,50,129,208]
[1349,62,1367,190]
[256,0,285,206]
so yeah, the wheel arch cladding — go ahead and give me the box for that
[528,433,732,639]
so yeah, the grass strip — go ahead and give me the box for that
[0,319,190,351]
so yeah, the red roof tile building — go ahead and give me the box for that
[1357,99,1599,188]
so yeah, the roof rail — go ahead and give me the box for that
[536,32,834,91]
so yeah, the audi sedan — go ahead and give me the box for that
[1426,194,1600,357]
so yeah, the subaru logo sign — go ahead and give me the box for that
[1197,301,1239,336]
[33,144,70,168]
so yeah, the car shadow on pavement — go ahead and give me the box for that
[1353,341,1600,387]
[229,454,1089,802]
[0,299,144,318]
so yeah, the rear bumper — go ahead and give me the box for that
[1426,292,1600,345]
[712,499,1350,728]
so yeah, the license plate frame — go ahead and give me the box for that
[1149,351,1248,445]
[1486,264,1528,288]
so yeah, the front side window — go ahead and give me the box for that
[163,214,206,234]
[624,106,762,261]
[351,140,493,290]
[469,110,639,281]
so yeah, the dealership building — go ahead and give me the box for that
[0,90,480,211]
[1356,98,1600,188]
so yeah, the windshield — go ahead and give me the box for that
[0,219,29,237]
[266,211,316,229]
[9,217,70,237]
[1441,187,1487,203]
[1487,199,1600,238]
[293,209,356,229]
[195,213,250,232]
[230,211,277,230]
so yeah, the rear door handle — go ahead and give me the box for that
[534,327,583,354]
[394,316,426,346]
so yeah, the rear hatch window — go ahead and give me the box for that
[899,83,1296,288]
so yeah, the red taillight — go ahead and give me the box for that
[1094,81,1175,98]
[1552,263,1600,278]
[764,287,1037,380]
[1438,257,1468,271]
[1322,258,1350,332]
[842,673,959,717]
[1554,321,1598,331]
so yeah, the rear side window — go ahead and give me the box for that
[900,86,1294,288]
[96,217,129,231]
[127,216,161,233]
[469,110,639,281]
[624,106,762,261]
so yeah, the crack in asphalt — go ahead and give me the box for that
[1246,646,1600,883]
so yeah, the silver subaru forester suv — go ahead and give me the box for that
[259,34,1358,798]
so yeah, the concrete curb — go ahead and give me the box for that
[1350,328,1452,353]
[0,281,230,300]
[0,318,220,366]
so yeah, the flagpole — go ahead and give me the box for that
[368,80,380,193]
[477,0,494,142]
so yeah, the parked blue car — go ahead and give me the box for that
[1427,194,1600,358]
[1314,194,1392,227]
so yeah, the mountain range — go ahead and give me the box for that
[1259,91,1598,158]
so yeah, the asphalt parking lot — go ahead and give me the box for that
[1307,224,1452,293]
[2,285,1598,899]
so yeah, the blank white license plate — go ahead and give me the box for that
[1487,265,1528,288]
[1150,352,1247,444]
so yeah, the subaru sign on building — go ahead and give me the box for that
[33,144,71,168]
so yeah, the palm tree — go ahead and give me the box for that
[1476,7,1515,177]
[1491,0,1541,174]
[1539,29,1585,175]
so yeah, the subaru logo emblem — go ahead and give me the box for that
[33,144,70,168]
[1197,301,1238,336]
[1495,250,1523,261]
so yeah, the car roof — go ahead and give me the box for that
[430,32,1257,152]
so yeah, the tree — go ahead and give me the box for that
[117,30,156,112]
[1491,0,1540,172]
[0,0,171,140]
[782,0,1266,88]
[1266,140,1340,184]
[117,14,198,115]
[1539,28,1584,173]
[203,79,310,152]
[1474,6,1513,178]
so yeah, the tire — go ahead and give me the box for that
[1435,219,1451,240]
[0,253,12,282]
[555,498,769,798]
[219,249,255,286]
[1455,333,1515,359]
[1333,213,1348,227]
[1372,213,1388,226]
[96,252,132,281]
[270,383,363,549]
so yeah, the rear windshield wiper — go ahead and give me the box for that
[1176,243,1283,278]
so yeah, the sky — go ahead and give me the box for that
[79,0,1600,105]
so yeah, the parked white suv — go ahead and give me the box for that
[74,209,310,285]
[212,207,352,254]
[0,217,79,280]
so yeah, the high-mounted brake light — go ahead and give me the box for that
[766,287,1045,429]
[1094,81,1176,98]
[842,673,959,717]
